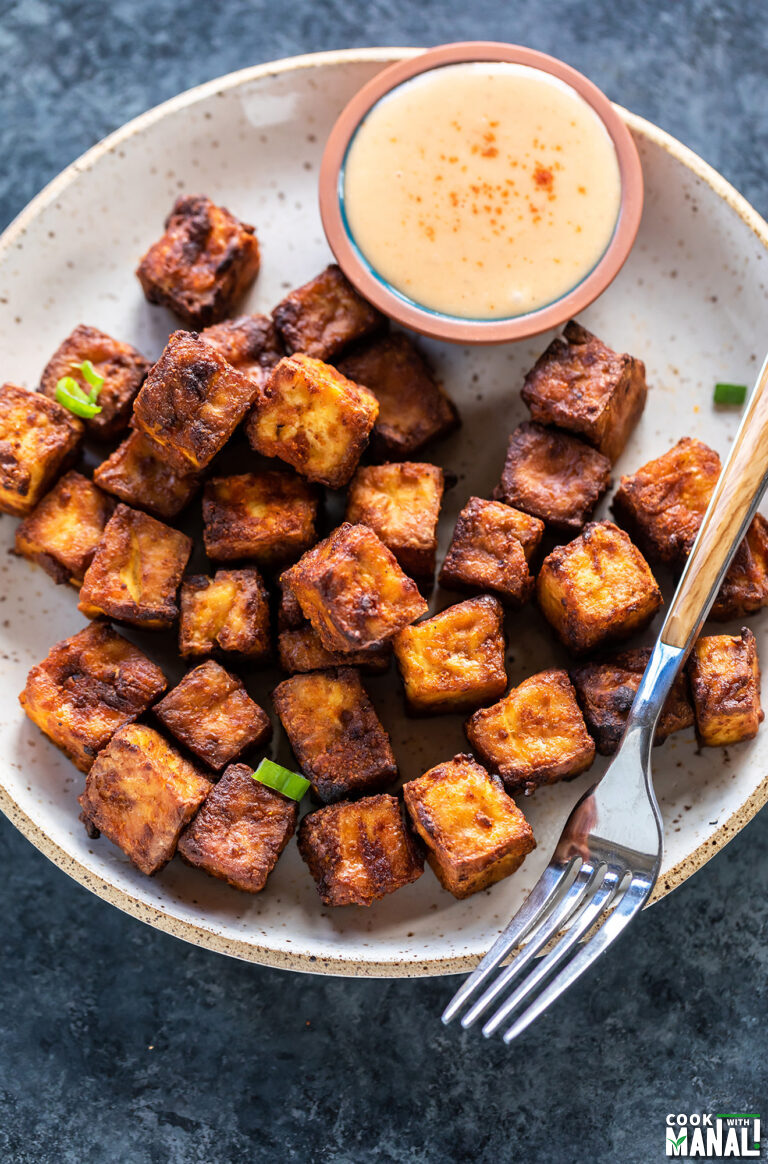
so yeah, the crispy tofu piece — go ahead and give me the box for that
[79,503,192,629]
[154,660,271,771]
[200,313,283,390]
[272,264,384,360]
[403,754,536,898]
[179,569,270,661]
[338,332,459,459]
[246,353,378,488]
[133,330,259,472]
[439,497,537,605]
[14,471,115,585]
[711,515,768,621]
[273,668,397,802]
[466,670,595,795]
[277,626,390,675]
[494,422,611,534]
[298,794,423,906]
[570,648,694,755]
[19,622,166,772]
[177,762,297,892]
[283,523,427,651]
[687,629,763,747]
[78,724,211,874]
[39,324,150,439]
[93,430,201,520]
[202,470,318,566]
[277,574,305,630]
[0,382,81,517]
[393,595,507,714]
[136,194,260,328]
[521,321,647,461]
[345,462,444,577]
[537,522,663,655]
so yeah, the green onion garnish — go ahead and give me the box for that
[55,361,105,418]
[714,382,747,405]
[252,758,310,801]
[80,359,104,391]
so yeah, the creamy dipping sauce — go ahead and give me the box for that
[342,62,622,319]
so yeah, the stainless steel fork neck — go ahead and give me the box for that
[626,639,687,737]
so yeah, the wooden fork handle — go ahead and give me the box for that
[661,354,768,650]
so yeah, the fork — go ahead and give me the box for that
[443,352,768,1043]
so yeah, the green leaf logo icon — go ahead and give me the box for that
[667,1130,687,1152]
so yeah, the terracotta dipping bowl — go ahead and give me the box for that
[319,41,644,345]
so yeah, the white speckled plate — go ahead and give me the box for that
[1,49,768,977]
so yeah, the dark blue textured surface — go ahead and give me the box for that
[2,3,768,1161]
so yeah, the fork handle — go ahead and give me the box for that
[661,352,768,651]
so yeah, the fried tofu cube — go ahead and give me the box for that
[466,669,595,795]
[0,383,81,517]
[133,330,259,472]
[570,648,694,755]
[338,332,459,459]
[78,724,211,875]
[179,569,270,661]
[283,523,427,651]
[439,497,537,605]
[687,629,763,747]
[177,762,297,892]
[154,661,271,771]
[711,515,768,621]
[273,668,397,802]
[537,521,663,655]
[14,471,115,585]
[93,430,201,520]
[200,313,283,390]
[246,353,378,489]
[345,462,444,577]
[136,194,260,328]
[272,264,384,360]
[277,626,390,675]
[277,574,305,630]
[403,754,536,898]
[393,595,507,714]
[39,324,150,439]
[521,321,647,461]
[79,504,192,629]
[19,622,166,772]
[202,470,318,566]
[493,422,611,534]
[298,794,423,906]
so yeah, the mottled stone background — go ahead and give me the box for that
[1,2,767,1161]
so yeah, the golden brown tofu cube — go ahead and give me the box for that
[19,622,166,772]
[403,754,536,898]
[14,471,115,585]
[133,330,259,472]
[179,569,270,661]
[273,668,397,803]
[78,724,211,875]
[611,437,721,564]
[345,462,444,577]
[466,669,595,795]
[521,321,647,462]
[439,497,537,606]
[687,629,763,747]
[570,648,694,755]
[298,794,423,906]
[39,324,150,439]
[79,504,192,629]
[177,762,297,892]
[711,514,768,621]
[537,522,663,655]
[338,332,459,459]
[272,264,384,360]
[494,422,611,534]
[136,194,260,328]
[154,661,272,771]
[393,595,507,715]
[202,470,318,566]
[247,353,379,489]
[93,430,201,520]
[277,626,391,675]
[0,382,81,517]
[200,313,283,390]
[283,523,427,651]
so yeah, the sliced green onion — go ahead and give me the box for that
[714,382,747,405]
[79,359,104,393]
[55,375,102,418]
[252,758,310,801]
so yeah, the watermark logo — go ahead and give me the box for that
[666,1114,761,1157]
